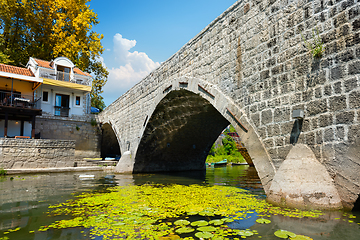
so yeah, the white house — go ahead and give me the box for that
[27,57,92,118]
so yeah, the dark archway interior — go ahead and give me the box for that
[134,89,230,173]
[353,194,360,212]
[101,123,121,159]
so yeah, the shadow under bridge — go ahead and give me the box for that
[133,89,230,173]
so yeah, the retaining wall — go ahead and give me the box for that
[0,139,77,169]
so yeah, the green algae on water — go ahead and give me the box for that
[36,184,324,239]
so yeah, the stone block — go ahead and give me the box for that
[261,109,273,125]
[330,66,345,81]
[324,84,332,96]
[348,60,360,75]
[349,91,360,109]
[306,99,327,116]
[336,111,355,124]
[305,131,315,145]
[318,114,332,128]
[348,124,360,143]
[336,126,345,141]
[333,81,342,94]
[324,127,335,142]
[329,95,347,111]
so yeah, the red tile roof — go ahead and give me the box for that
[33,58,91,77]
[33,58,53,69]
[74,67,92,77]
[0,63,34,77]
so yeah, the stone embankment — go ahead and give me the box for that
[0,139,105,171]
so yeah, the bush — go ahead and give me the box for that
[0,168,7,176]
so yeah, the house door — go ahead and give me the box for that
[55,94,70,117]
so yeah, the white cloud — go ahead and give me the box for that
[103,34,160,106]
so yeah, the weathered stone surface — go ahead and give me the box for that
[267,144,342,210]
[115,151,134,173]
[35,116,101,159]
[0,139,76,169]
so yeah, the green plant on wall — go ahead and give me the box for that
[0,168,7,176]
[90,118,97,127]
[76,126,80,131]
[301,27,325,59]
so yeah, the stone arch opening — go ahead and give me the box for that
[353,194,360,212]
[133,89,230,173]
[101,123,121,159]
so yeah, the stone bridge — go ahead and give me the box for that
[98,0,360,210]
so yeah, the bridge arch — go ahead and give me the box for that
[132,77,276,192]
[100,122,121,159]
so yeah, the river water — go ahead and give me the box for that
[0,165,359,240]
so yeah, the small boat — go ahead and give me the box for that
[79,174,95,179]
[84,158,102,162]
[231,162,248,166]
[214,159,228,167]
[104,157,116,161]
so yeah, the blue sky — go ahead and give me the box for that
[89,0,236,106]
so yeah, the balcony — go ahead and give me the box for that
[38,68,91,86]
[0,90,41,109]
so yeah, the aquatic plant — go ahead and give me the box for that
[36,184,323,239]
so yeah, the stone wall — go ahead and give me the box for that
[0,139,76,169]
[35,115,101,159]
[99,0,360,208]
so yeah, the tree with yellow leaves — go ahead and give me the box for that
[0,0,108,110]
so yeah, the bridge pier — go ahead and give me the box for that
[114,151,134,173]
[267,144,342,210]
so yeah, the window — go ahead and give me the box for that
[43,91,48,102]
[76,96,80,106]
[56,65,70,81]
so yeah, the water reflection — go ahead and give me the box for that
[0,166,360,240]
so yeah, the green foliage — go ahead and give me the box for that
[0,168,7,176]
[0,37,12,64]
[301,28,325,59]
[206,125,245,163]
[90,118,97,126]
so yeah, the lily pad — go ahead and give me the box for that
[256,218,271,224]
[290,235,313,240]
[199,211,215,216]
[187,211,199,215]
[191,220,208,227]
[209,219,224,225]
[221,217,234,223]
[174,220,190,226]
[274,230,296,239]
[197,226,217,232]
[195,231,214,239]
[159,234,181,240]
[175,227,195,234]
[238,230,254,237]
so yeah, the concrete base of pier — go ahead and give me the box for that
[267,144,343,210]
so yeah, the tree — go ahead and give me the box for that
[0,37,12,64]
[0,0,108,109]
